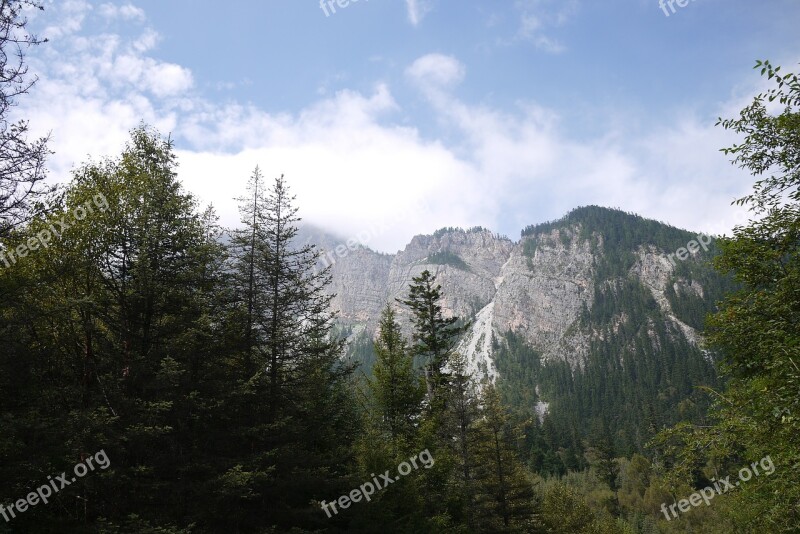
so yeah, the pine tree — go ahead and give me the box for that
[84,127,224,530]
[221,171,359,531]
[472,384,541,533]
[370,304,424,445]
[351,306,429,532]
[443,349,481,529]
[229,166,269,373]
[0,125,225,531]
[395,269,474,529]
[397,269,469,400]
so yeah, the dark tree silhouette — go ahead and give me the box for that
[0,0,51,239]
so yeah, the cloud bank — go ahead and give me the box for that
[18,1,757,252]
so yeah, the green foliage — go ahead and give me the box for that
[495,204,731,479]
[719,60,800,210]
[427,249,470,271]
[0,126,228,531]
[349,277,549,532]
[220,169,361,531]
[0,128,361,532]
[492,330,543,410]
[397,269,470,398]
[538,481,628,534]
[653,60,800,533]
[521,237,537,258]
[664,247,738,330]
[470,384,541,532]
[346,328,379,375]
[493,274,718,474]
[369,305,425,443]
[432,226,491,238]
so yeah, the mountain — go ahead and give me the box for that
[306,206,736,465]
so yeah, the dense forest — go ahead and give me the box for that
[497,205,738,465]
[1,2,799,533]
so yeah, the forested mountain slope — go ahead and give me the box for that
[314,206,736,460]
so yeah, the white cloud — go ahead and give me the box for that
[405,0,432,26]
[509,0,579,53]
[142,61,193,97]
[132,28,159,52]
[98,2,145,22]
[406,54,465,92]
[17,2,762,253]
[42,0,92,39]
[519,14,564,53]
[404,53,753,238]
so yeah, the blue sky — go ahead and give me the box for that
[18,0,800,251]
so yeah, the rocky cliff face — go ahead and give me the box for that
[306,208,714,384]
[492,226,596,368]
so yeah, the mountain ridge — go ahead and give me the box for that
[303,205,734,457]
[305,205,724,369]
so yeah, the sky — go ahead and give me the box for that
[14,0,800,252]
